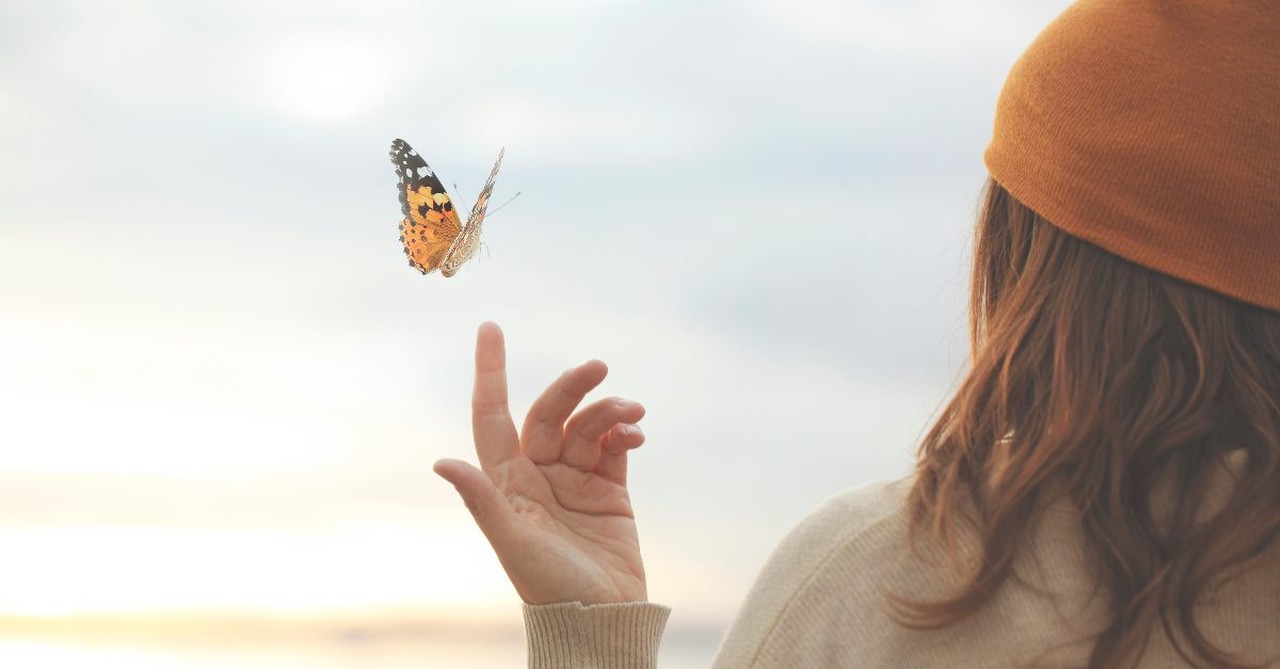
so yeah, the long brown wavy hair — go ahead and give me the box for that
[893,177,1280,668]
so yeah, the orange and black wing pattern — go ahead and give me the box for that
[390,138,463,274]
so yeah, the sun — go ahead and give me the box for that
[255,33,395,126]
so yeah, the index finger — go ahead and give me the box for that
[471,321,520,470]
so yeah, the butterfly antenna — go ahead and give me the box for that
[452,182,471,209]
[485,191,523,219]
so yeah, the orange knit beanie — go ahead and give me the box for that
[984,0,1280,312]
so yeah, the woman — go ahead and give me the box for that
[433,1,1280,666]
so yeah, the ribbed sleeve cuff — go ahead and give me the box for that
[523,600,671,669]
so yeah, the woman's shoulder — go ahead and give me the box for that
[711,476,918,666]
[775,475,916,568]
[800,476,914,533]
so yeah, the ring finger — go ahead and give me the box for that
[560,397,646,470]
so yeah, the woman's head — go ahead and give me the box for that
[894,1,1280,666]
[899,178,1280,669]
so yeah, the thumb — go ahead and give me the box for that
[433,458,509,528]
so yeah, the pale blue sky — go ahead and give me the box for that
[0,0,1074,663]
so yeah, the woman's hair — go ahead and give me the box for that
[892,177,1280,668]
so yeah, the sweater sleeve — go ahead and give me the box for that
[519,479,906,668]
[523,601,672,669]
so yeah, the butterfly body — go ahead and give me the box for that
[390,139,503,277]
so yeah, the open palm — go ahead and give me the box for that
[433,322,651,605]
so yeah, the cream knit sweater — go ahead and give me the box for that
[523,462,1278,668]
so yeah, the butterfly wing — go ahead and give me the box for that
[441,148,505,277]
[390,138,463,274]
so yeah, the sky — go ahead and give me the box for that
[0,0,1075,664]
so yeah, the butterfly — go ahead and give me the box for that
[389,138,504,277]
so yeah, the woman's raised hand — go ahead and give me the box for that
[433,322,651,605]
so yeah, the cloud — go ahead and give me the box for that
[753,0,1072,57]
[459,96,724,165]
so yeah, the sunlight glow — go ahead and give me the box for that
[0,520,509,617]
[0,386,343,476]
[0,642,203,669]
[255,33,396,125]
